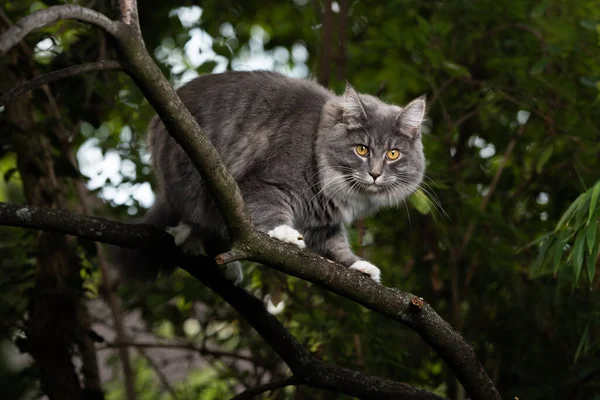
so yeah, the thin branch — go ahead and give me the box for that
[0,5,118,54]
[0,60,122,107]
[0,202,447,400]
[103,341,258,365]
[230,376,302,400]
[317,0,333,86]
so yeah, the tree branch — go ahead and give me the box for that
[109,22,254,241]
[229,376,302,400]
[0,200,498,399]
[0,5,118,54]
[0,60,122,107]
[0,202,447,400]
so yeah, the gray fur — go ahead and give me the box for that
[116,71,425,280]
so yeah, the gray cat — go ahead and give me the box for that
[117,71,425,284]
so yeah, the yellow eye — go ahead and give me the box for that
[386,149,401,160]
[356,145,369,156]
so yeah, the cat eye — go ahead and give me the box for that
[386,149,401,160]
[355,145,369,157]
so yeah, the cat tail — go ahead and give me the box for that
[109,195,179,281]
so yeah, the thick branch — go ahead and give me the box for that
[111,24,253,241]
[0,202,445,400]
[234,235,500,400]
[0,60,122,107]
[0,5,117,54]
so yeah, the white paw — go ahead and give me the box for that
[224,261,244,286]
[263,294,285,315]
[267,225,306,249]
[349,260,381,283]
[165,223,192,246]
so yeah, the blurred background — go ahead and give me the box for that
[0,0,599,399]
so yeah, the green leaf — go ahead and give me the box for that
[574,319,591,362]
[533,237,554,273]
[586,222,597,254]
[572,233,586,282]
[408,189,432,215]
[536,146,553,173]
[530,59,548,76]
[555,193,585,232]
[552,235,565,274]
[3,167,17,183]
[588,182,600,225]
[587,240,598,284]
[442,61,471,78]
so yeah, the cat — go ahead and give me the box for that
[116,71,426,284]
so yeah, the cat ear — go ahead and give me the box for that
[341,83,367,129]
[396,95,426,139]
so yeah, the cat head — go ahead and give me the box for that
[318,84,426,212]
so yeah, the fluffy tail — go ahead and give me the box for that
[109,195,179,281]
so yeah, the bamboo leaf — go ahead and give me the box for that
[587,240,598,284]
[572,233,586,282]
[552,236,565,274]
[555,193,584,231]
[588,182,600,225]
[533,237,554,273]
[586,222,597,255]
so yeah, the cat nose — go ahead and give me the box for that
[369,172,381,181]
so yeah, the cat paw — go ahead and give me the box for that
[349,260,381,283]
[165,223,192,246]
[224,261,244,285]
[267,225,306,249]
[166,223,206,256]
[263,294,286,315]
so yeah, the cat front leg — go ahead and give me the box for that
[307,225,381,283]
[242,185,306,248]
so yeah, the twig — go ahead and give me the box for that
[229,376,302,400]
[0,60,122,107]
[103,341,258,365]
[317,0,333,86]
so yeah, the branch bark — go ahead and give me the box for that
[0,202,447,400]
